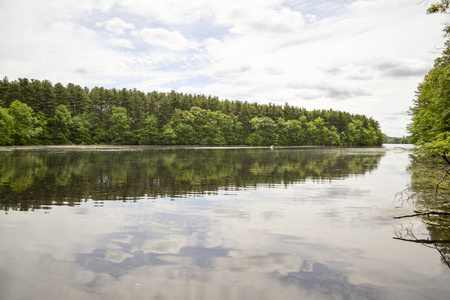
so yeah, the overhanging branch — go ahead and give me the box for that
[393,237,450,244]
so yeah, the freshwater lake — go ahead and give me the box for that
[0,145,449,300]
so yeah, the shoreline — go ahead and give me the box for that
[0,144,398,152]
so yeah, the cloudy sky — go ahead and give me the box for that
[0,0,448,136]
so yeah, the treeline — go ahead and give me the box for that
[0,77,384,146]
[385,136,411,144]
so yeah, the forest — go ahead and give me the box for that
[0,77,385,146]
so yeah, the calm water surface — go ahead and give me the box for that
[0,146,448,300]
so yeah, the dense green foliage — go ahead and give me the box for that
[427,0,450,14]
[408,41,450,156]
[0,148,384,212]
[0,77,384,146]
[408,1,450,156]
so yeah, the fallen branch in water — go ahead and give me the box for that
[394,210,450,219]
[393,237,450,244]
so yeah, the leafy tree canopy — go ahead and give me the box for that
[427,0,450,14]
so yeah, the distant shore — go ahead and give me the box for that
[0,144,396,153]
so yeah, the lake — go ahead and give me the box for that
[0,145,448,300]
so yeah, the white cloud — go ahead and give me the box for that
[287,80,372,100]
[108,38,134,49]
[140,28,193,51]
[96,17,135,35]
[220,6,305,35]
[116,0,207,24]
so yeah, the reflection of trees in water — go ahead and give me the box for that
[394,154,450,268]
[0,148,384,212]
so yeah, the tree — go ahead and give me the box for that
[189,107,236,145]
[325,126,341,146]
[1,78,20,108]
[306,120,319,145]
[161,124,177,145]
[138,115,159,145]
[71,113,92,144]
[8,100,41,145]
[85,112,106,144]
[28,79,56,118]
[54,82,68,106]
[108,107,132,144]
[0,106,14,145]
[67,83,88,116]
[247,116,278,145]
[49,104,72,144]
[175,111,195,144]
[216,112,244,145]
[0,77,9,107]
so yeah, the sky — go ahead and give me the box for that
[0,0,448,137]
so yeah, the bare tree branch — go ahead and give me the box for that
[435,167,450,194]
[435,245,450,268]
[394,187,419,206]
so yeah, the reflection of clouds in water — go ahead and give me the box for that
[224,251,302,274]
[179,246,231,269]
[37,242,436,300]
[70,232,380,299]
[70,207,234,278]
[14,196,449,300]
[68,193,373,298]
[272,260,381,300]
[141,235,185,254]
[104,249,134,263]
[76,250,171,278]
